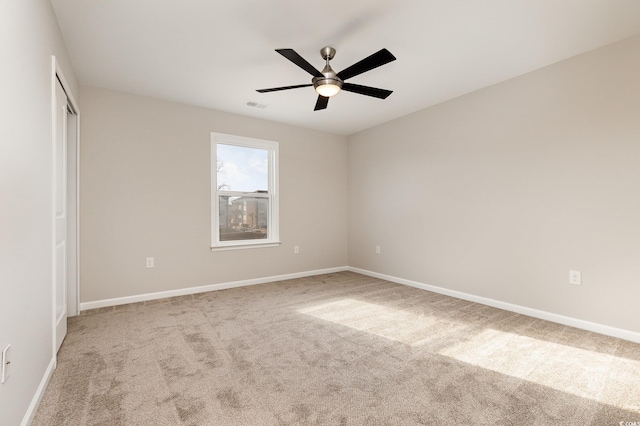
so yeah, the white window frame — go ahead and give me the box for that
[211,132,280,250]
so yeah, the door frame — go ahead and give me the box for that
[51,56,80,358]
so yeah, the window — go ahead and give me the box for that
[211,133,279,250]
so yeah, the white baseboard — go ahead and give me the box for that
[79,265,640,344]
[80,266,349,311]
[21,356,56,426]
[348,267,640,344]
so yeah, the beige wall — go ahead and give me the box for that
[80,87,348,302]
[348,35,640,333]
[0,0,79,423]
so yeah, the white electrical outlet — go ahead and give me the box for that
[146,257,155,268]
[2,344,10,384]
[294,246,300,254]
[375,245,381,254]
[569,270,581,285]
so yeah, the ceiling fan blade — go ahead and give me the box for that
[341,83,393,99]
[276,49,323,78]
[256,84,312,93]
[337,48,396,81]
[314,95,329,111]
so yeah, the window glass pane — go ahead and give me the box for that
[219,195,268,241]
[217,144,268,192]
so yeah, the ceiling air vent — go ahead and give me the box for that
[246,101,267,109]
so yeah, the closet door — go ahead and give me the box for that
[54,78,68,352]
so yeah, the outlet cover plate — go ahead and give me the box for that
[569,270,581,285]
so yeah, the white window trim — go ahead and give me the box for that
[210,132,280,251]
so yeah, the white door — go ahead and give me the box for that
[54,78,68,352]
[66,111,79,317]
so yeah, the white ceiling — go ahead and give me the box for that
[51,0,640,135]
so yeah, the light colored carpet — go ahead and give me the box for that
[33,272,640,425]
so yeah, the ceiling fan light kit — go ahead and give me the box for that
[257,46,396,111]
[313,78,342,97]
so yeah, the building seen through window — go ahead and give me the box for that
[219,192,268,241]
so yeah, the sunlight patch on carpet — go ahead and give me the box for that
[439,329,640,411]
[300,299,640,412]
[298,298,465,346]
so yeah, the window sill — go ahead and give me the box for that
[210,241,282,252]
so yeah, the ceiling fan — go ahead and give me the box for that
[257,46,396,111]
